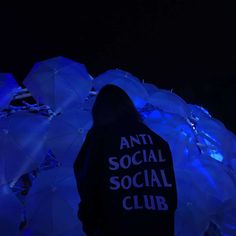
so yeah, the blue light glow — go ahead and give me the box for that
[208,150,224,162]
[0,62,235,235]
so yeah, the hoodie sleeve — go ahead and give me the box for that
[73,127,103,235]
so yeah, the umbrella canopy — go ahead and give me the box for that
[143,109,199,168]
[148,89,189,118]
[0,184,23,236]
[174,169,210,236]
[195,116,234,163]
[0,112,49,185]
[23,56,93,113]
[94,69,149,108]
[45,109,92,167]
[187,104,212,121]
[0,73,20,110]
[25,167,84,236]
[142,82,160,96]
[174,163,236,236]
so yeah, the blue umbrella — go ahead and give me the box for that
[175,161,236,235]
[188,104,212,121]
[0,184,23,235]
[94,69,149,108]
[23,56,93,113]
[148,89,189,118]
[195,116,234,163]
[142,82,160,96]
[174,169,210,236]
[25,167,84,236]
[143,109,198,168]
[45,108,92,166]
[0,73,20,110]
[0,112,49,185]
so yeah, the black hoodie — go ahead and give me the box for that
[74,119,177,236]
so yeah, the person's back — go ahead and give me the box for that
[73,84,177,236]
[75,119,177,236]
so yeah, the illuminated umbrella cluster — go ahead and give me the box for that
[0,73,20,110]
[0,56,235,236]
[23,56,93,113]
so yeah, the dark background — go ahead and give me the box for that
[0,1,235,133]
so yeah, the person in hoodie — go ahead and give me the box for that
[73,84,177,236]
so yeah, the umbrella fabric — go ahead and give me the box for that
[0,112,49,185]
[142,82,160,96]
[94,69,149,108]
[195,116,234,164]
[93,68,141,90]
[148,89,189,118]
[187,104,212,121]
[23,56,92,113]
[0,73,20,110]
[25,167,84,236]
[45,108,92,166]
[174,167,235,236]
[0,184,23,236]
[190,158,236,203]
[143,109,199,168]
[174,169,210,236]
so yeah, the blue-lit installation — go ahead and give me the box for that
[45,109,93,167]
[148,89,189,118]
[0,58,236,236]
[94,69,149,108]
[0,112,49,186]
[142,82,160,96]
[25,167,83,235]
[23,56,93,114]
[0,73,20,110]
[0,185,23,235]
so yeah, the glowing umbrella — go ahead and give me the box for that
[174,169,212,236]
[94,69,149,108]
[45,109,92,166]
[25,167,84,236]
[148,89,189,118]
[195,117,234,163]
[0,184,23,235]
[0,112,49,185]
[143,109,199,168]
[23,56,93,113]
[0,73,20,110]
[142,82,160,96]
[172,139,236,235]
[188,104,212,121]
[93,68,141,90]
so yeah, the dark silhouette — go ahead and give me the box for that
[91,84,143,127]
[74,85,177,236]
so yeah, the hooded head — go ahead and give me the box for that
[92,84,143,127]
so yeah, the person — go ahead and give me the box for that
[73,84,177,236]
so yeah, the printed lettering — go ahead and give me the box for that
[160,169,172,187]
[121,175,132,190]
[109,176,120,190]
[132,151,142,165]
[123,196,133,210]
[133,172,143,188]
[120,155,132,169]
[155,196,168,210]
[130,135,141,147]
[120,137,130,150]
[108,157,119,170]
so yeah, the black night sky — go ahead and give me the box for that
[0,1,235,133]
